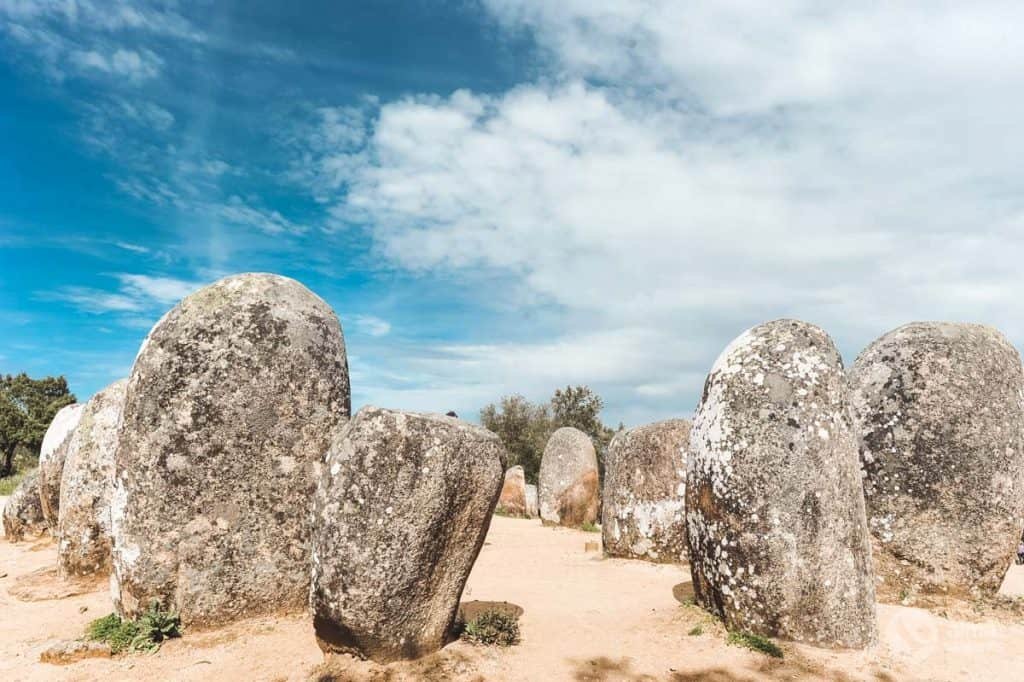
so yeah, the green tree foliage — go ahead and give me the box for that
[480,394,551,484]
[0,373,76,477]
[480,385,622,483]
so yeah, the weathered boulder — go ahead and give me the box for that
[311,406,506,662]
[497,465,528,517]
[37,403,85,529]
[849,322,1024,598]
[39,639,112,664]
[57,379,128,578]
[602,419,690,563]
[111,273,350,626]
[687,319,877,648]
[525,484,538,518]
[3,469,47,541]
[538,427,599,528]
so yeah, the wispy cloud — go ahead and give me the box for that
[69,47,162,81]
[47,273,204,316]
[352,314,392,337]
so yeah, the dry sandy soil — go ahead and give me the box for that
[4,496,1024,681]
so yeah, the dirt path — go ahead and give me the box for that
[4,509,1024,680]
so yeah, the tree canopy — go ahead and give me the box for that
[480,385,619,484]
[0,373,76,477]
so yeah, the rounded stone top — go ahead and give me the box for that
[40,403,84,463]
[605,419,690,498]
[544,427,597,463]
[339,406,507,456]
[133,271,350,415]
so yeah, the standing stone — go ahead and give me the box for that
[57,379,128,578]
[3,469,47,541]
[111,273,350,626]
[602,419,690,563]
[687,319,877,649]
[311,407,506,662]
[525,484,539,518]
[538,427,599,528]
[37,403,85,529]
[850,322,1024,598]
[497,465,528,517]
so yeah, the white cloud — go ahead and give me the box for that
[352,315,392,337]
[115,274,199,304]
[214,196,306,235]
[70,47,162,81]
[49,273,203,316]
[300,1,1024,425]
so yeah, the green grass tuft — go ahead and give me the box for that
[0,472,27,496]
[687,625,703,636]
[580,521,600,533]
[727,631,783,659]
[85,601,181,654]
[460,609,521,647]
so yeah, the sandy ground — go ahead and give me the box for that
[4,497,1024,681]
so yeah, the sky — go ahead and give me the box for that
[2,1,1024,427]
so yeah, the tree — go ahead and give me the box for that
[550,385,619,474]
[480,385,623,483]
[479,395,551,484]
[0,373,76,477]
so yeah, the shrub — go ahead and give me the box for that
[85,601,181,654]
[580,521,600,533]
[460,609,521,647]
[687,625,703,636]
[727,631,783,658]
[0,471,26,496]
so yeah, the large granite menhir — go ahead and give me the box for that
[602,419,690,563]
[850,322,1024,598]
[538,427,599,528]
[57,379,128,578]
[110,273,350,626]
[311,407,506,662]
[38,402,84,529]
[687,319,877,649]
[3,469,47,541]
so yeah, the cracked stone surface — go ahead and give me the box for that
[37,403,84,530]
[687,319,877,649]
[602,419,690,563]
[311,406,506,663]
[110,273,350,626]
[538,427,599,528]
[57,378,128,578]
[850,322,1024,598]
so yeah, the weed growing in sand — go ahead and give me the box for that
[727,631,783,659]
[580,521,600,533]
[493,506,511,517]
[688,625,703,636]
[86,601,181,654]
[460,609,521,647]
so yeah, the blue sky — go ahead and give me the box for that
[3,2,1024,426]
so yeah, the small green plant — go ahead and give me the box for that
[580,521,600,533]
[85,601,180,654]
[460,609,521,647]
[688,625,703,636]
[727,631,783,659]
[493,506,511,517]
